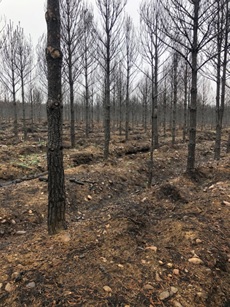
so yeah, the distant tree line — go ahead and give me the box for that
[0,0,229,165]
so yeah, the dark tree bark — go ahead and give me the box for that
[46,0,67,235]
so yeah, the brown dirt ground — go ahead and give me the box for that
[0,122,229,307]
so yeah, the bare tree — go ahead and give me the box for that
[15,26,33,140]
[79,6,97,137]
[140,0,167,187]
[46,0,66,235]
[161,0,218,173]
[137,74,150,133]
[95,0,127,159]
[182,59,189,142]
[124,16,137,141]
[171,51,179,146]
[36,34,48,94]
[113,62,125,134]
[60,0,82,148]
[0,21,20,137]
[213,0,229,160]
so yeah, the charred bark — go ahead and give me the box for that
[46,0,66,235]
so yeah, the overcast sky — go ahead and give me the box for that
[1,0,140,46]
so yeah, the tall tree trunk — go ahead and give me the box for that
[148,51,158,187]
[30,88,34,131]
[215,1,228,160]
[12,70,18,138]
[214,0,222,161]
[125,63,130,141]
[172,52,178,146]
[21,71,27,140]
[46,0,66,235]
[186,1,199,173]
[85,63,90,138]
[183,61,188,142]
[104,37,111,159]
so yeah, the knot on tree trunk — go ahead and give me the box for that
[46,46,62,59]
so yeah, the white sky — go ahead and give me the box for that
[0,0,140,46]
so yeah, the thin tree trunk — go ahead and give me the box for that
[186,1,199,173]
[21,71,27,140]
[104,36,111,159]
[172,52,178,146]
[183,61,188,142]
[12,70,18,138]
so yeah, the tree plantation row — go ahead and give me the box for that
[0,0,229,233]
[1,98,230,137]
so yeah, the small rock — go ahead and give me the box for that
[195,239,202,244]
[173,269,180,275]
[195,291,207,302]
[5,283,13,292]
[143,284,154,290]
[159,290,170,300]
[16,230,27,235]
[11,272,20,279]
[167,262,173,268]
[100,257,107,263]
[155,272,163,282]
[170,287,178,295]
[145,246,157,252]
[188,257,203,265]
[11,219,16,225]
[103,285,112,292]
[173,301,183,307]
[222,201,230,206]
[1,219,7,224]
[26,282,36,288]
[0,283,3,289]
[87,195,92,200]
[159,260,164,265]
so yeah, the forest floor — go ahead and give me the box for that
[0,121,229,307]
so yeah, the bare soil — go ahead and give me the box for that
[0,122,229,307]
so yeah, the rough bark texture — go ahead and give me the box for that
[46,0,66,235]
